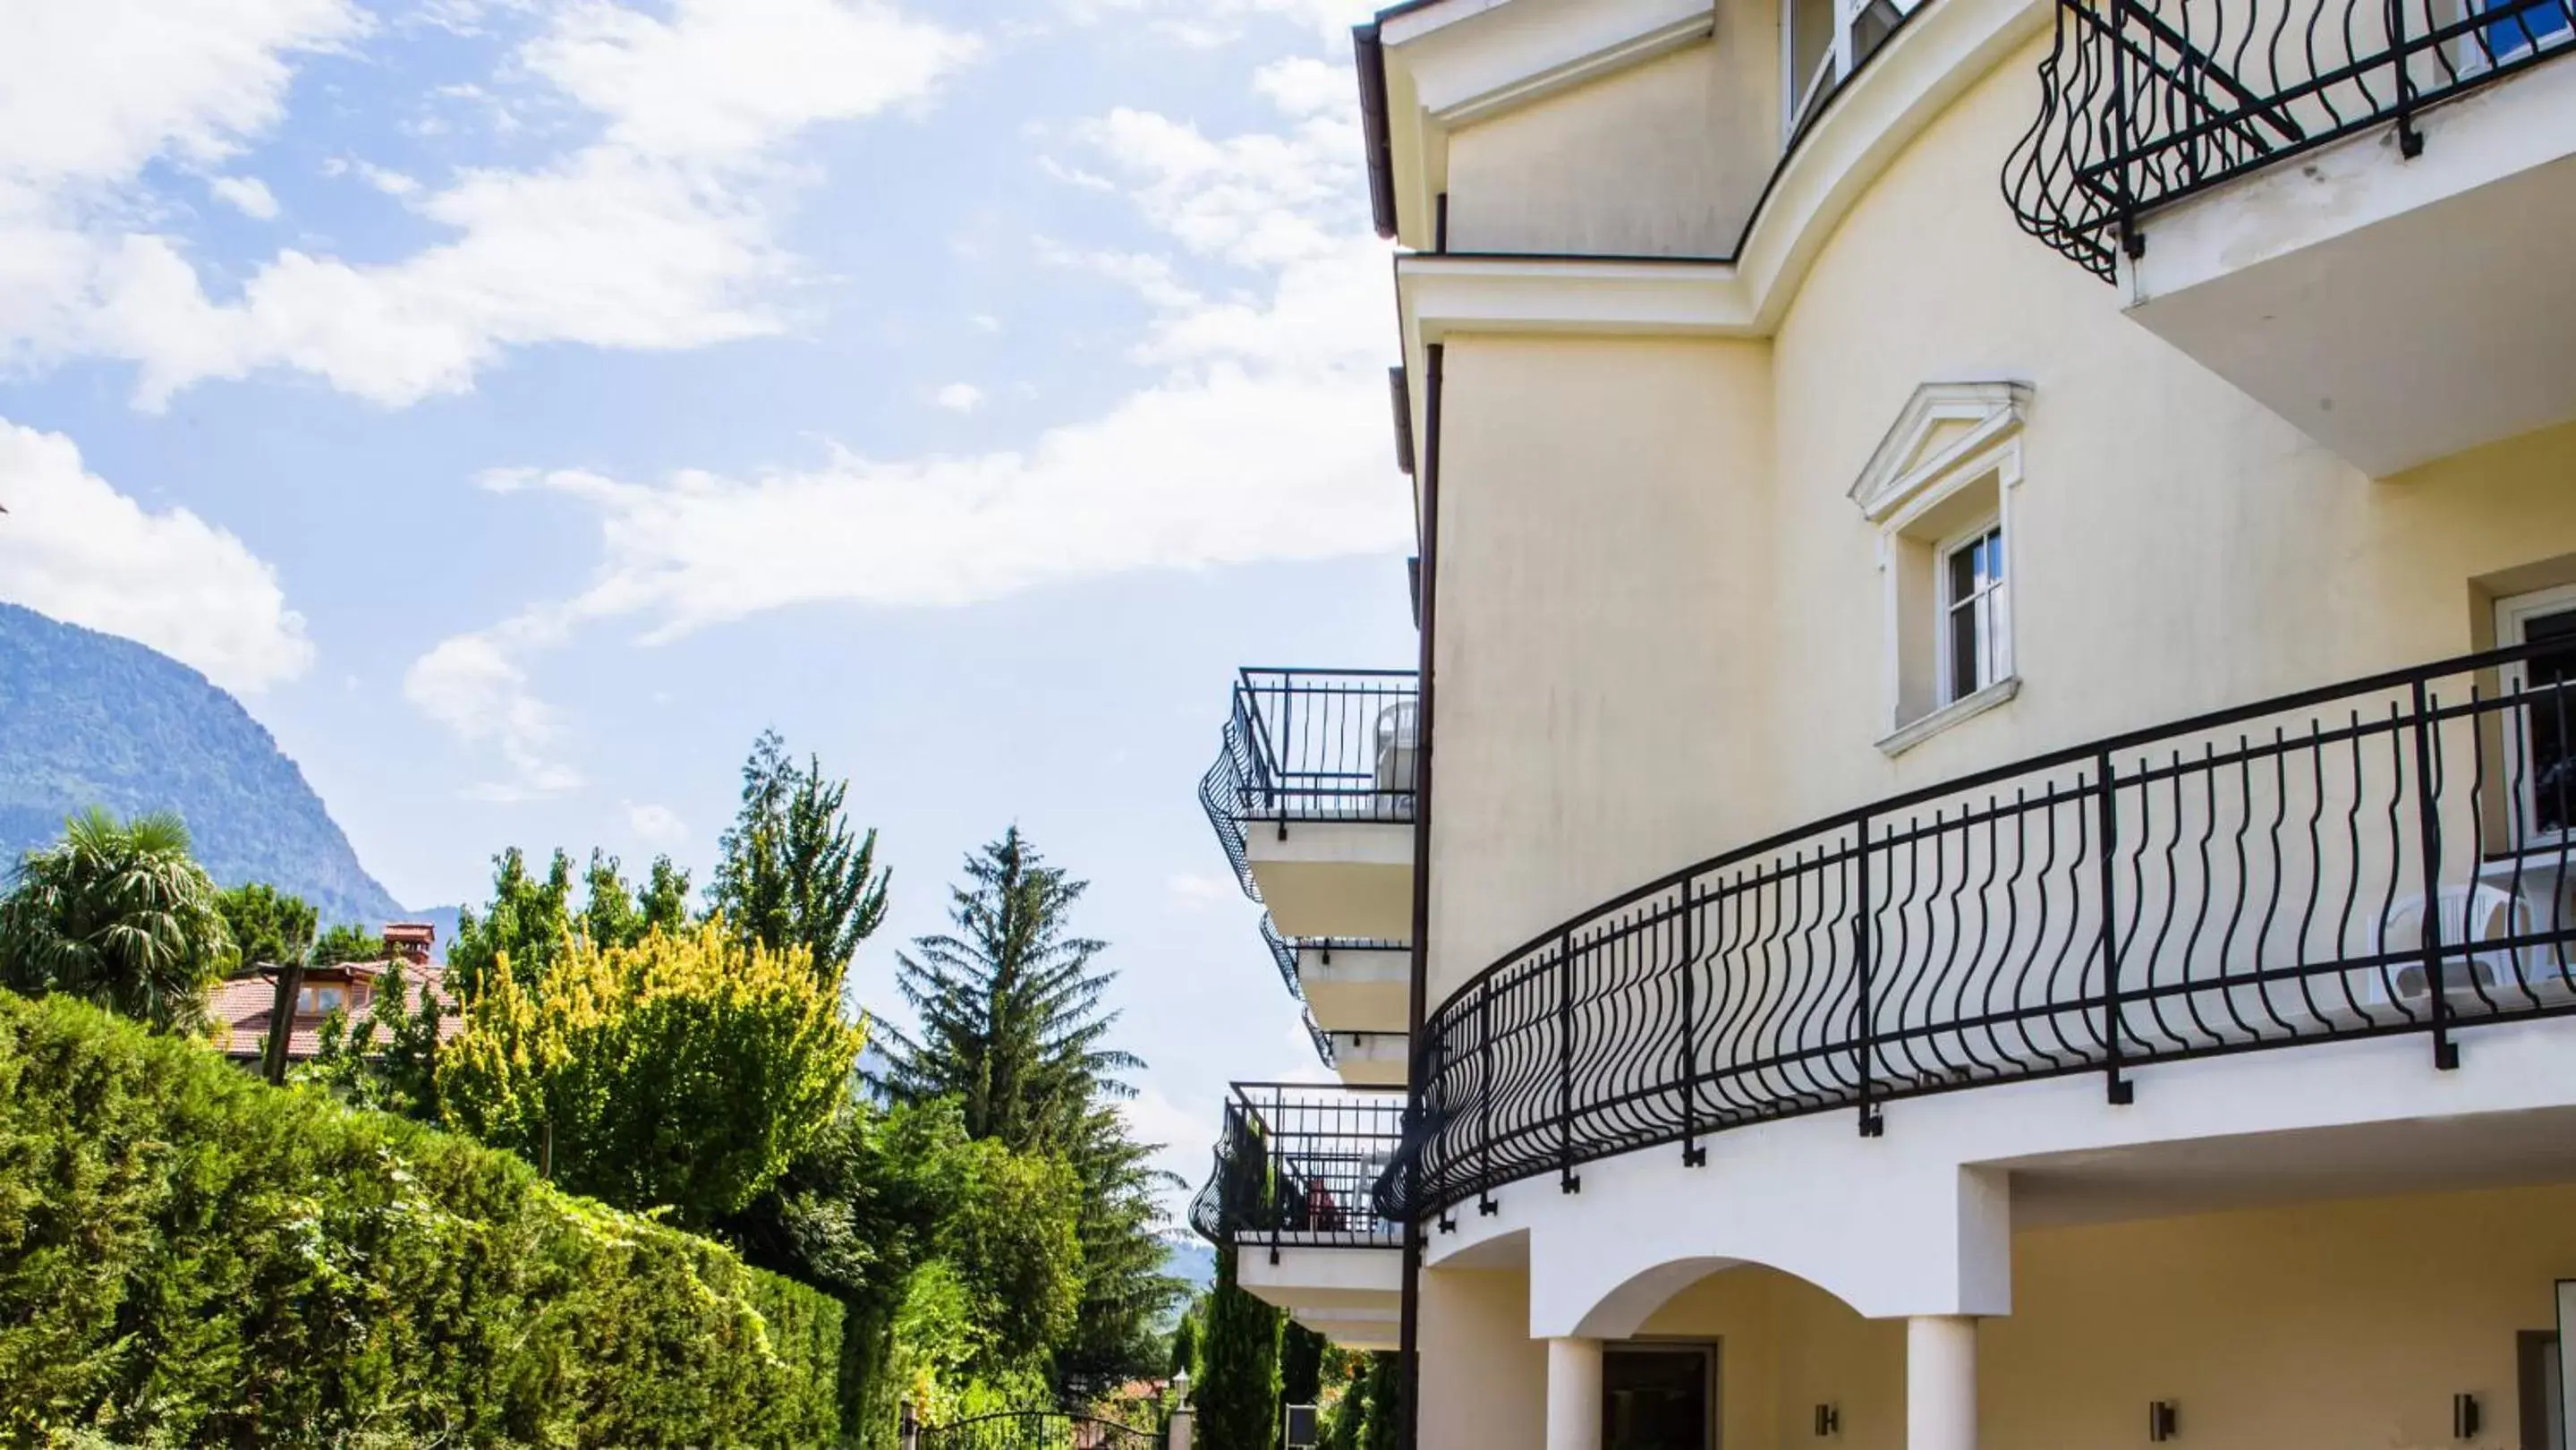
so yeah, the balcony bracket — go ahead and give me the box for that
[1858,1105,1886,1138]
[2106,1070,2136,1106]
[1681,1142,1707,1167]
[1477,1195,1498,1216]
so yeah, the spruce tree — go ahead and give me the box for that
[885,828,1179,1393]
[886,827,1136,1148]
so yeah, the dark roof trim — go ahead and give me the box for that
[1354,23,1399,240]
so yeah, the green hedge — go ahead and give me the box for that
[0,989,842,1447]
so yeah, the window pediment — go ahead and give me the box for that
[1849,380,2031,524]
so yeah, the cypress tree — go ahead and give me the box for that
[1194,1243,1280,1450]
[1280,1322,1325,1413]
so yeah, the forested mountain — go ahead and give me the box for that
[0,602,403,925]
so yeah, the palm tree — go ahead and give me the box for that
[0,807,234,1031]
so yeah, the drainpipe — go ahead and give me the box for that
[1398,341,1445,1450]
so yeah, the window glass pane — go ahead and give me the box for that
[1603,1348,1710,1450]
[2522,610,2576,835]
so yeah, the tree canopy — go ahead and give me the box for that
[887,827,1140,1150]
[438,920,863,1226]
[446,846,690,999]
[881,827,1180,1396]
[709,729,889,987]
[212,882,316,970]
[0,808,233,1032]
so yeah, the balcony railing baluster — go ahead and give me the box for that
[1189,1085,1408,1252]
[1374,642,2576,1224]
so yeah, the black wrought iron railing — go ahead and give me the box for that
[1377,642,2576,1220]
[1191,1084,1407,1254]
[2004,0,2576,279]
[1199,670,1419,903]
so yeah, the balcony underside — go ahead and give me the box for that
[1299,942,1412,1036]
[1243,822,1416,941]
[2123,47,2576,475]
[1237,1245,1404,1352]
[1325,1030,1411,1088]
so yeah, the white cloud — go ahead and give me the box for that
[402,627,581,801]
[1061,0,1377,47]
[625,800,688,848]
[0,416,312,693]
[932,381,984,414]
[0,0,981,407]
[968,312,1001,333]
[1254,55,1352,117]
[0,0,362,192]
[208,175,280,219]
[412,51,1402,781]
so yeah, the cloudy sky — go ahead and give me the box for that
[0,0,1417,1207]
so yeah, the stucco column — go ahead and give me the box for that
[1908,1316,1978,1450]
[1545,1336,1603,1450]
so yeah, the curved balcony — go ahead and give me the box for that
[1378,642,2576,1220]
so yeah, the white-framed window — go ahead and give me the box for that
[1938,519,2010,705]
[1849,381,2030,755]
[1781,0,1934,138]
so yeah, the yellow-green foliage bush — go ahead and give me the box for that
[438,919,864,1227]
[0,989,841,1448]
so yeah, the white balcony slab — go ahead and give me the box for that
[1245,821,1416,941]
[1301,942,1414,1036]
[2125,53,2576,475]
[1330,1030,1414,1088]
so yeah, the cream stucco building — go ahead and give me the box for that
[1190,0,2576,1443]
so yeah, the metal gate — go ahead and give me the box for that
[914,1410,1158,1450]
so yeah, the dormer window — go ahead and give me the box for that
[299,984,346,1017]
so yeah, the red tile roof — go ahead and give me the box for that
[209,960,463,1063]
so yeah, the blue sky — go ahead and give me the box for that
[0,0,1416,1205]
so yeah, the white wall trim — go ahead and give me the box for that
[1430,13,1717,125]
[1390,0,2050,345]
[1875,674,2019,755]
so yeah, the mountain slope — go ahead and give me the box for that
[0,603,403,925]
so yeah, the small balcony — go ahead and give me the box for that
[2006,0,2576,473]
[1379,640,2576,1221]
[1189,1084,1408,1350]
[1200,669,1418,942]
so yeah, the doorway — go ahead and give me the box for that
[1603,1341,1717,1450]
